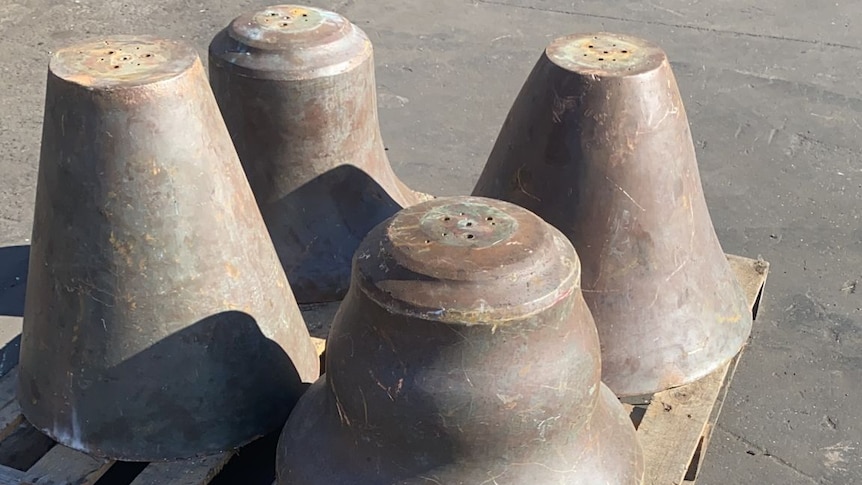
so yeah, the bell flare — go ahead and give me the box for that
[18,35,319,461]
[276,378,643,484]
[208,4,422,303]
[276,196,643,484]
[473,32,752,397]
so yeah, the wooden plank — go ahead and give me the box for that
[638,254,768,485]
[683,330,746,482]
[0,422,55,471]
[130,452,234,485]
[639,360,732,485]
[726,254,770,312]
[299,302,340,364]
[299,302,339,340]
[20,445,112,485]
[0,463,24,485]
[0,370,24,442]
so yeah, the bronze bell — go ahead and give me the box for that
[276,196,644,484]
[18,36,319,461]
[209,4,424,304]
[473,33,752,397]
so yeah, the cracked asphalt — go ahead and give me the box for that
[1,1,860,483]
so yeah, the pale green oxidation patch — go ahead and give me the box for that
[419,201,518,248]
[547,33,663,76]
[51,37,196,88]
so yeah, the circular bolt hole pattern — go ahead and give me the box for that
[582,41,631,63]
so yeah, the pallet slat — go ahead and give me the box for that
[20,445,112,485]
[0,464,23,485]
[0,370,24,443]
[640,359,733,484]
[0,422,55,472]
[130,452,234,485]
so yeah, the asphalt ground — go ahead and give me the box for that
[1,1,860,483]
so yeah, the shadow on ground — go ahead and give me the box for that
[0,245,28,376]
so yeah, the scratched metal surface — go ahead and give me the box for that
[0,1,859,483]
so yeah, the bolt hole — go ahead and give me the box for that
[302,13,308,17]
[459,212,465,216]
[598,58,604,61]
[113,65,120,69]
[98,58,105,61]
[107,50,115,54]
[424,240,430,244]
[443,216,451,221]
[144,53,152,58]
[622,50,628,53]
[135,46,140,50]
[281,22,289,26]
[613,58,617,61]
[442,232,449,237]
[604,51,609,54]
[486,217,494,221]
[465,222,473,227]
[491,222,496,226]
[466,234,475,239]
[269,12,278,16]
[588,44,594,48]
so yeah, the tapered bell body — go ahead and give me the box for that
[209,5,423,304]
[18,36,320,461]
[276,196,644,484]
[473,33,752,397]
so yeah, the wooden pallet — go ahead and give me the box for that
[622,254,769,484]
[0,254,766,485]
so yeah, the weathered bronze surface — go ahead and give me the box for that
[276,196,644,484]
[209,5,423,304]
[473,33,752,397]
[18,36,320,461]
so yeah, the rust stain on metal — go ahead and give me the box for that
[209,5,422,304]
[276,196,644,484]
[473,32,753,397]
[18,35,319,461]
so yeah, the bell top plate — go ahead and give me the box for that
[546,32,666,77]
[354,196,582,323]
[50,36,197,89]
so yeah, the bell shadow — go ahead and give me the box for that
[0,245,28,317]
[19,310,308,461]
[265,165,402,303]
[0,245,29,376]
